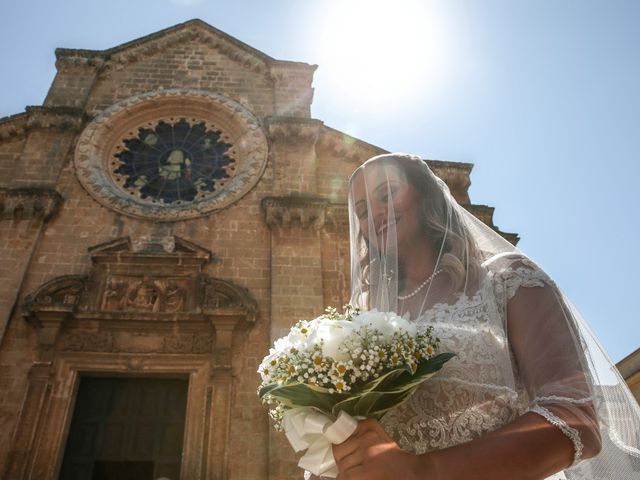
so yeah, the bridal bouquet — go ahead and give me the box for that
[257,305,454,477]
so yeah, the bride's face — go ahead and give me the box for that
[351,162,425,254]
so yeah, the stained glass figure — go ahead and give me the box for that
[113,119,234,204]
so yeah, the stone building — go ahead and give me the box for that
[617,348,640,404]
[0,20,516,480]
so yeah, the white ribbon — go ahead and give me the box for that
[282,408,359,478]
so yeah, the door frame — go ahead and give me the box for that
[28,353,218,480]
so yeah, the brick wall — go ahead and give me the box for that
[0,136,25,187]
[0,20,374,480]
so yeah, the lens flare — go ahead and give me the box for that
[310,0,457,112]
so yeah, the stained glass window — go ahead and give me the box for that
[113,119,235,204]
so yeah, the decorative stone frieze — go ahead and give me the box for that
[0,187,63,220]
[318,127,381,165]
[0,113,27,139]
[23,236,257,356]
[262,194,329,230]
[55,49,106,69]
[24,106,84,131]
[0,107,83,140]
[266,117,323,144]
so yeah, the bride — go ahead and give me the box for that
[328,153,640,479]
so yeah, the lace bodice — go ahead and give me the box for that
[380,255,553,454]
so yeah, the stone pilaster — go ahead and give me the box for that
[266,118,324,196]
[262,195,327,340]
[0,188,63,344]
[262,194,328,479]
[44,50,105,109]
[1,363,53,480]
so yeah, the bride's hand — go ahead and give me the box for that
[332,418,432,480]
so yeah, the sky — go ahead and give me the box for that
[1,0,638,362]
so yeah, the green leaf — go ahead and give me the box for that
[259,352,456,420]
[259,381,348,413]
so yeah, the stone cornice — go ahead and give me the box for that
[262,194,329,230]
[54,50,106,69]
[617,348,640,380]
[318,126,384,164]
[56,22,269,75]
[265,117,324,144]
[107,27,269,75]
[89,236,213,266]
[462,204,520,246]
[0,107,84,140]
[0,187,63,220]
[463,204,495,226]
[427,160,473,204]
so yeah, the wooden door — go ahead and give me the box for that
[58,377,188,480]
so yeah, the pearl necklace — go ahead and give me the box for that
[398,269,443,301]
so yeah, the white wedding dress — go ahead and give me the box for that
[347,153,640,479]
[380,255,579,479]
[381,255,539,452]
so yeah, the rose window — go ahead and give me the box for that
[74,90,268,221]
[113,119,235,204]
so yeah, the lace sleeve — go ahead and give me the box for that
[487,253,555,301]
[530,404,585,465]
[491,254,601,466]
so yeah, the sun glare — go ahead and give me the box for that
[311,0,455,112]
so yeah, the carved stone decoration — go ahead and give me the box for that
[102,276,187,313]
[60,331,114,352]
[24,106,84,132]
[0,106,83,140]
[202,276,258,322]
[59,331,214,354]
[22,275,88,362]
[23,236,258,325]
[23,275,88,323]
[266,117,323,144]
[74,89,269,221]
[262,194,329,230]
[193,333,214,354]
[0,188,63,220]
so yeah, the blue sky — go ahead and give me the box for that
[1,0,639,362]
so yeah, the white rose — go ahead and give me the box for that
[317,320,356,362]
[273,336,291,354]
[388,314,417,336]
[286,329,308,350]
[354,310,394,341]
[302,318,322,350]
[354,310,417,340]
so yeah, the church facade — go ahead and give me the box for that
[0,20,517,480]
